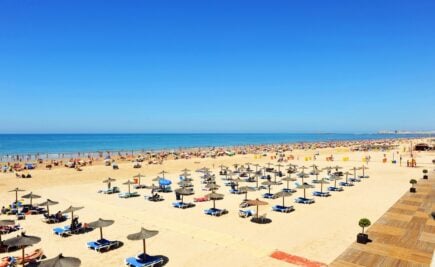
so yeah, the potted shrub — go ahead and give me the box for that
[410,179,417,193]
[423,169,428,179]
[357,218,371,244]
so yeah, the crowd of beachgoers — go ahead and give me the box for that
[0,137,418,171]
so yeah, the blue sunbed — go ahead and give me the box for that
[172,202,193,209]
[53,226,71,237]
[125,254,163,267]
[328,186,343,192]
[272,205,294,213]
[229,189,243,194]
[87,239,119,252]
[349,178,361,182]
[262,193,276,199]
[283,188,296,193]
[204,208,227,216]
[313,191,330,197]
[119,192,140,198]
[239,209,254,218]
[294,197,315,204]
[339,182,354,187]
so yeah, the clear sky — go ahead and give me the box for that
[1,0,434,133]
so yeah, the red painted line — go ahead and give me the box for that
[270,251,327,267]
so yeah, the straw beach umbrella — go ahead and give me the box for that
[133,173,146,185]
[159,170,168,178]
[359,165,369,178]
[273,191,293,207]
[0,220,15,243]
[9,188,25,203]
[175,188,192,203]
[21,192,41,207]
[296,183,315,198]
[261,180,277,194]
[102,178,116,190]
[297,172,309,184]
[317,178,330,193]
[38,199,59,216]
[343,171,352,184]
[205,192,224,209]
[62,206,84,223]
[238,186,256,200]
[177,181,192,188]
[281,176,297,191]
[205,183,220,192]
[38,254,81,267]
[3,233,41,267]
[329,174,342,188]
[127,228,158,260]
[88,218,114,240]
[246,199,268,219]
[350,167,358,179]
[123,180,135,194]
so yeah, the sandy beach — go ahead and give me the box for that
[0,139,433,266]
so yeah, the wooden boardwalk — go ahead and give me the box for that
[331,172,435,267]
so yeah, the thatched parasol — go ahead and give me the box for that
[246,199,268,219]
[62,206,84,223]
[133,173,146,185]
[127,228,158,260]
[261,180,277,194]
[175,188,192,203]
[238,186,256,200]
[3,233,41,267]
[38,254,81,267]
[38,199,59,216]
[205,192,224,209]
[296,183,315,198]
[9,188,25,203]
[21,192,41,206]
[273,191,293,207]
[102,178,116,189]
[88,218,114,240]
[123,180,135,194]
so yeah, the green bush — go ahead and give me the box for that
[359,218,371,234]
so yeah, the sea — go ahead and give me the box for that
[0,133,427,159]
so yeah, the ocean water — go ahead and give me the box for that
[0,133,425,157]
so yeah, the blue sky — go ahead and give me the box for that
[0,0,434,133]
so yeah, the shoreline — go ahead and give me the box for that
[0,135,428,162]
